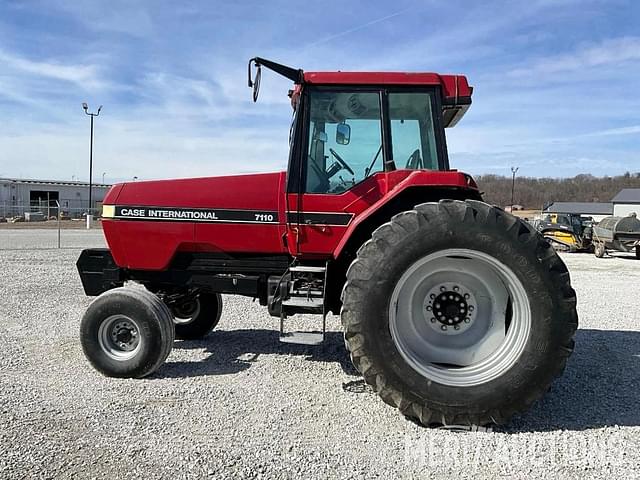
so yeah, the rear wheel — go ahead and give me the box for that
[80,287,175,378]
[173,293,223,340]
[341,200,578,427]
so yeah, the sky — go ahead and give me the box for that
[0,0,639,183]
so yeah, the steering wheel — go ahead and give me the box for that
[405,149,422,169]
[308,155,330,192]
[329,148,355,176]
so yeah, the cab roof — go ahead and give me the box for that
[303,72,472,98]
[303,71,472,127]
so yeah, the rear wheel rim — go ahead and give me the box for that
[97,315,142,361]
[389,248,531,387]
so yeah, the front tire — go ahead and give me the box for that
[173,293,223,340]
[341,200,578,427]
[80,287,175,378]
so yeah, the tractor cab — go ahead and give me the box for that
[248,58,472,196]
[247,58,476,256]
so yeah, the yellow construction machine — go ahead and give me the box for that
[532,213,593,252]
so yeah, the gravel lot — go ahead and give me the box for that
[0,230,639,479]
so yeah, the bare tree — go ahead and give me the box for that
[476,172,640,209]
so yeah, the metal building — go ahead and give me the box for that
[543,201,613,222]
[0,177,111,218]
[612,189,640,217]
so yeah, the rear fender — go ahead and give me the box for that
[325,185,481,315]
[332,184,481,260]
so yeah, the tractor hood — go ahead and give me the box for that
[102,171,285,221]
[100,171,287,270]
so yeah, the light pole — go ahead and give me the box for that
[102,172,106,184]
[510,166,519,210]
[82,103,102,216]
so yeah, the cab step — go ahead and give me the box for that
[288,265,326,273]
[281,297,324,308]
[279,331,324,345]
[278,261,328,345]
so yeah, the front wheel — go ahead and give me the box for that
[80,287,175,378]
[341,200,578,427]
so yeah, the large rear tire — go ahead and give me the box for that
[80,287,175,378]
[173,293,223,340]
[341,200,578,427]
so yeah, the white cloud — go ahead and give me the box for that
[584,125,640,137]
[508,37,640,77]
[0,49,103,89]
[46,0,154,37]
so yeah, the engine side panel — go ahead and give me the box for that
[103,172,287,270]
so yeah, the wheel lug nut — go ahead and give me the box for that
[464,318,470,323]
[430,318,436,323]
[464,293,470,299]
[426,306,432,311]
[454,325,460,330]
[441,325,447,331]
[430,294,435,299]
[469,306,474,311]
[453,286,459,292]
[440,286,446,292]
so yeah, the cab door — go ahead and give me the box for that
[285,87,447,257]
[286,88,388,257]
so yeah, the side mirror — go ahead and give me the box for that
[336,122,351,145]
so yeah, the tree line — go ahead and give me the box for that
[475,172,640,209]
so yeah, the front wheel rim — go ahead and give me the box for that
[173,298,201,325]
[389,248,532,387]
[97,315,142,361]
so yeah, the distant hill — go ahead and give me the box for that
[475,172,640,209]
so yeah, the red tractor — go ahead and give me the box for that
[77,58,578,427]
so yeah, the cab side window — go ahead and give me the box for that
[388,93,439,170]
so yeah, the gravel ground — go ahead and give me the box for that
[0,230,639,479]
